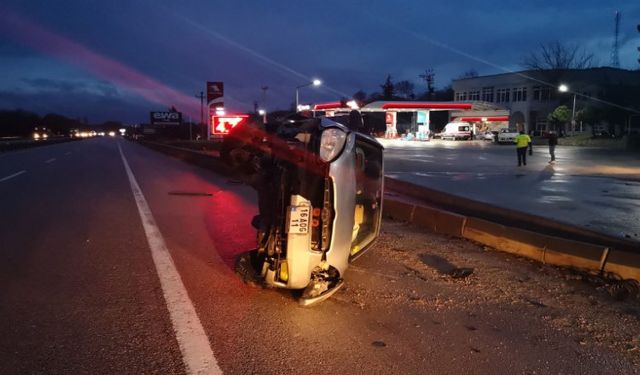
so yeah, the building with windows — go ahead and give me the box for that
[452,67,640,134]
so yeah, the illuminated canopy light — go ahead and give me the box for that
[381,103,473,110]
[314,102,345,110]
[346,100,359,109]
[455,116,509,122]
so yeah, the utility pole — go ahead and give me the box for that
[637,24,640,65]
[610,11,621,68]
[195,90,205,122]
[261,86,269,109]
[418,69,435,99]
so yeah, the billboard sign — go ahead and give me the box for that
[150,111,182,125]
[207,82,224,108]
[211,115,248,135]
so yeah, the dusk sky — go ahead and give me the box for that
[1,0,639,123]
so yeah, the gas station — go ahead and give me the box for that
[311,101,510,140]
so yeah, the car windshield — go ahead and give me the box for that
[1,1,639,374]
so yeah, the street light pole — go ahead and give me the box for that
[558,84,577,135]
[195,91,205,141]
[295,79,322,111]
[570,93,576,135]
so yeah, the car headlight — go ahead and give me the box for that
[319,128,347,162]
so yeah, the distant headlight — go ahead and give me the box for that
[42,134,48,139]
[33,133,40,139]
[319,128,347,162]
[108,131,116,137]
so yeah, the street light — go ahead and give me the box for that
[295,79,322,111]
[258,109,267,123]
[558,84,576,135]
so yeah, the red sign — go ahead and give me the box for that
[211,115,248,135]
[385,111,395,124]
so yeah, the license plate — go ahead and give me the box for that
[288,205,310,234]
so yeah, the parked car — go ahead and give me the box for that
[437,122,472,140]
[480,131,495,141]
[497,128,519,144]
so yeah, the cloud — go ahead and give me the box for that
[0,89,149,123]
[21,78,87,92]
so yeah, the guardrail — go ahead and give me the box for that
[137,139,640,282]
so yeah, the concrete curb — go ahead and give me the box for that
[136,139,640,282]
[384,177,638,253]
[382,197,640,282]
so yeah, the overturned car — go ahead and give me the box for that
[225,113,384,305]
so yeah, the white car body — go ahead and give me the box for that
[438,122,472,140]
[497,129,519,144]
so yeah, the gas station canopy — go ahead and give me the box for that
[360,101,473,112]
[312,101,474,112]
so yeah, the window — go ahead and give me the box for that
[351,139,383,257]
[533,86,551,101]
[513,87,527,102]
[469,91,480,101]
[496,88,510,103]
[481,87,494,102]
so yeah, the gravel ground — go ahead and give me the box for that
[339,220,640,373]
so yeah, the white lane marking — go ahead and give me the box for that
[117,143,222,375]
[0,170,26,182]
[45,158,56,164]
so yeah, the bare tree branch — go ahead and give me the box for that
[522,41,594,70]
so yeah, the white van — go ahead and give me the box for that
[437,122,472,140]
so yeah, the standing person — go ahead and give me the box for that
[547,130,558,163]
[514,130,531,166]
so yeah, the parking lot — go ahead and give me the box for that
[382,139,640,241]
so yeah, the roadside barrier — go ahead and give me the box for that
[138,139,640,282]
[382,188,640,282]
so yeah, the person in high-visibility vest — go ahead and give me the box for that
[514,131,531,166]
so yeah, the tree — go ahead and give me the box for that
[457,69,479,79]
[352,90,367,103]
[418,69,435,97]
[380,75,395,100]
[575,105,601,125]
[0,109,41,137]
[548,105,571,132]
[395,80,415,99]
[522,41,594,70]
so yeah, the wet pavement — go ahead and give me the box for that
[382,139,640,242]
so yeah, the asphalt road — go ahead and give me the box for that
[382,139,640,241]
[1,138,638,374]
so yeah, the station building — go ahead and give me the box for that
[452,67,640,134]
